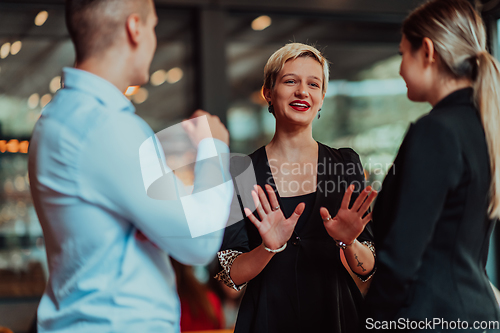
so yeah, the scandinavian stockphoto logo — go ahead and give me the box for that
[139,115,258,238]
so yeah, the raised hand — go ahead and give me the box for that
[244,184,305,250]
[321,185,377,246]
[182,110,229,146]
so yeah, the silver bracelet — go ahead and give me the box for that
[334,239,353,250]
[263,242,287,253]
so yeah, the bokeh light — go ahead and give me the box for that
[0,43,11,59]
[10,41,22,55]
[35,11,48,26]
[28,93,40,109]
[251,15,272,31]
[50,76,61,93]
[40,94,52,108]
[150,69,166,86]
[132,88,149,104]
[166,67,183,84]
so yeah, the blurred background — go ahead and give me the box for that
[0,0,499,331]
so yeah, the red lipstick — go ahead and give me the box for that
[289,100,310,112]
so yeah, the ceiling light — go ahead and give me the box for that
[0,43,11,59]
[35,11,49,26]
[50,76,61,93]
[40,94,52,108]
[251,15,272,31]
[132,88,148,104]
[124,86,140,96]
[19,141,29,154]
[10,41,21,55]
[6,140,19,153]
[150,69,166,86]
[28,93,40,109]
[165,67,183,84]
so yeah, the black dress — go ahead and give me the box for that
[219,143,375,333]
[364,88,500,331]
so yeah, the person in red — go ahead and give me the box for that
[171,259,224,331]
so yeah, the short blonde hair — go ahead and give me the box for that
[263,43,329,96]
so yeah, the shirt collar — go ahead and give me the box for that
[432,87,474,111]
[62,67,135,113]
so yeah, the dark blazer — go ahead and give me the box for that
[364,88,500,330]
[222,143,374,333]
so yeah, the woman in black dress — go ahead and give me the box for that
[364,0,500,330]
[216,43,377,333]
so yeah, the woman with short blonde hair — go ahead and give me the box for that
[263,43,329,96]
[216,42,377,333]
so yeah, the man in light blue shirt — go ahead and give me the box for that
[28,0,233,331]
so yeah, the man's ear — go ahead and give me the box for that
[125,14,141,46]
[422,37,436,66]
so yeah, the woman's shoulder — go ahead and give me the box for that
[318,142,361,164]
[229,146,266,179]
[411,110,466,145]
[248,145,266,160]
[400,112,467,166]
[418,96,480,137]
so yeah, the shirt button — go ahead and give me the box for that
[292,236,301,246]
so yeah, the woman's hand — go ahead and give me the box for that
[244,184,305,250]
[320,185,377,245]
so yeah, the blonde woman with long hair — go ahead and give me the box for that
[364,0,500,329]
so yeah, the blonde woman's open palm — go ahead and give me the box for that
[244,184,305,250]
[321,185,377,245]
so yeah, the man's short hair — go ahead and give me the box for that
[65,0,151,62]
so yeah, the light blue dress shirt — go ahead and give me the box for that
[28,68,233,333]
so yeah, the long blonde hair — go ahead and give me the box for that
[403,0,500,219]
